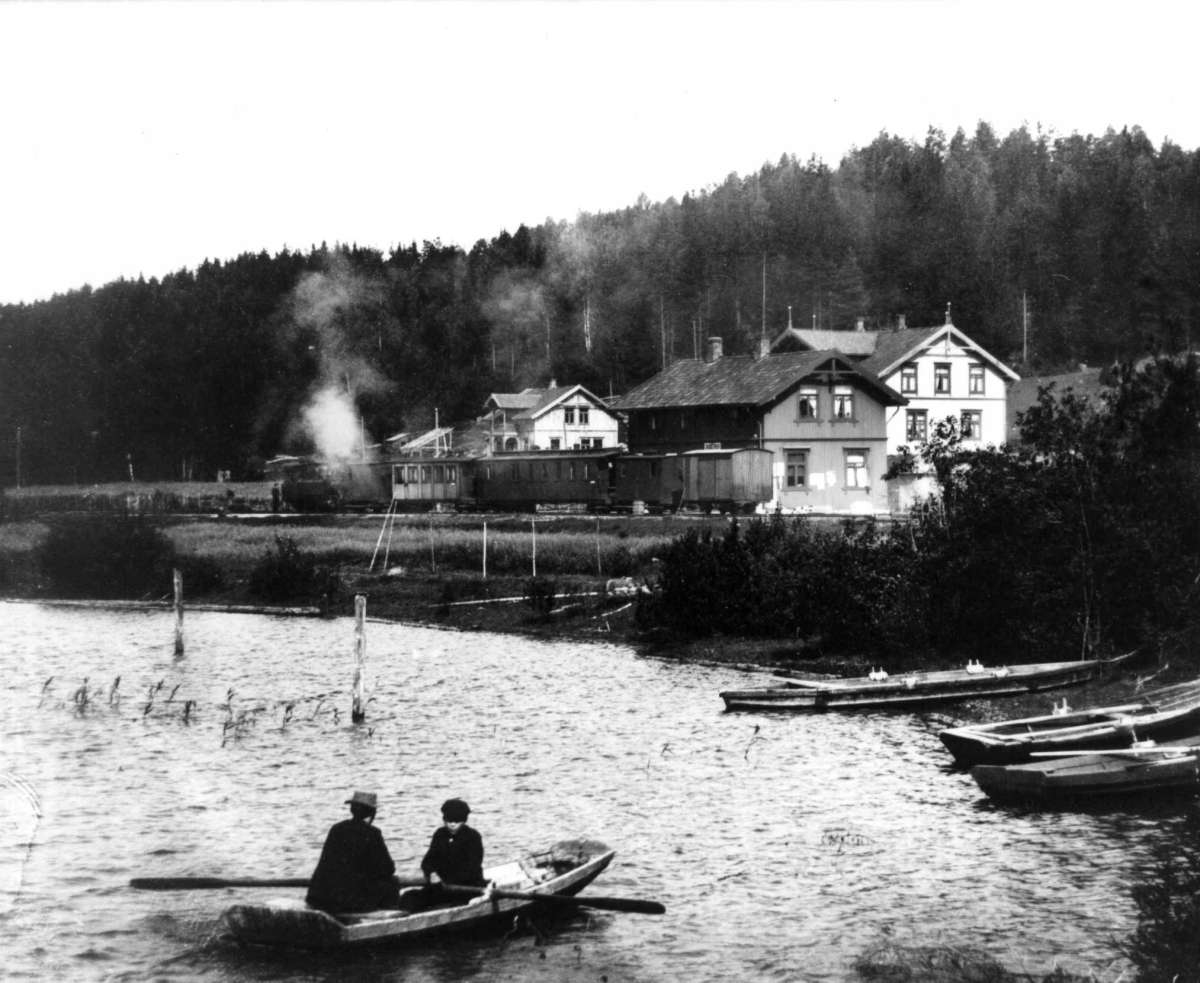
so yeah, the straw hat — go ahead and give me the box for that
[345,791,378,810]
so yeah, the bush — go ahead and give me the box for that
[37,516,177,599]
[524,575,557,619]
[248,535,341,605]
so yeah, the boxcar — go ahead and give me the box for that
[390,456,476,511]
[680,447,773,513]
[472,449,619,511]
[610,453,685,513]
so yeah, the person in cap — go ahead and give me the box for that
[420,798,485,889]
[306,791,401,912]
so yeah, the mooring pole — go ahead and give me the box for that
[351,594,366,723]
[173,569,184,656]
[531,518,537,578]
[482,521,488,579]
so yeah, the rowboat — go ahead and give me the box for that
[939,678,1200,767]
[718,654,1133,713]
[970,738,1200,803]
[222,839,615,949]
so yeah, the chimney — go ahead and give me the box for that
[944,303,953,325]
[787,305,794,330]
[855,317,865,332]
[549,378,557,389]
[897,314,907,331]
[707,337,723,363]
[759,332,771,359]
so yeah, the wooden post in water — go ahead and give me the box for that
[531,518,537,578]
[595,516,602,577]
[173,569,184,656]
[351,595,367,723]
[482,521,488,579]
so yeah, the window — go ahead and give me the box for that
[578,406,589,425]
[900,363,917,394]
[906,410,928,442]
[844,449,869,489]
[934,363,951,394]
[433,464,445,483]
[447,465,457,482]
[541,461,550,480]
[420,465,430,482]
[680,412,687,429]
[563,407,575,424]
[961,409,982,439]
[649,414,657,431]
[785,450,809,488]
[797,387,819,420]
[833,386,855,420]
[550,437,561,450]
[969,363,985,395]
[591,437,603,448]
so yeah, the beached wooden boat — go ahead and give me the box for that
[719,654,1132,713]
[939,678,1200,767]
[970,738,1200,802]
[223,839,615,950]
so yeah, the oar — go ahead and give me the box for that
[438,883,665,915]
[130,875,429,891]
[130,876,312,890]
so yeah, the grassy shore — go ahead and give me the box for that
[0,510,821,671]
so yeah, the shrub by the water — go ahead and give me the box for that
[1124,837,1200,983]
[248,535,341,605]
[524,576,557,619]
[36,516,177,599]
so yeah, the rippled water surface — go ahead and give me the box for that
[2,601,1196,981]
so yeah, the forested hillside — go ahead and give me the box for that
[3,122,1198,485]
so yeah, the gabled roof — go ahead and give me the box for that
[516,384,614,421]
[859,324,1021,382]
[1006,367,1107,438]
[772,327,879,357]
[486,388,546,412]
[611,350,905,411]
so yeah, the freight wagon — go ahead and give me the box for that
[610,448,772,513]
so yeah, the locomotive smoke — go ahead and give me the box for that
[288,254,392,461]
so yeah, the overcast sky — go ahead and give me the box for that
[1,0,1196,306]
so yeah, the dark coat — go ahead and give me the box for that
[420,824,485,886]
[306,817,399,912]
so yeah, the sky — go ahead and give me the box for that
[1,0,1197,306]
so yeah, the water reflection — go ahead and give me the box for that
[0,601,1189,981]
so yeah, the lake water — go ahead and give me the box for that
[1,601,1195,981]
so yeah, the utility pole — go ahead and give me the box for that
[1022,291,1029,363]
[761,252,767,341]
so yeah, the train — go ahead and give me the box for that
[279,446,775,515]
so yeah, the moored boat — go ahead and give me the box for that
[223,839,615,950]
[939,678,1200,767]
[719,654,1133,713]
[970,738,1200,803]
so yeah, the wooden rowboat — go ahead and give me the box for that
[970,738,1200,803]
[223,839,615,950]
[939,678,1200,767]
[719,654,1133,714]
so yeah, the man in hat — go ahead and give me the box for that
[306,791,401,912]
[421,798,485,889]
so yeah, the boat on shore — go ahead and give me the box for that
[939,678,1200,767]
[223,839,616,950]
[970,738,1200,803]
[719,654,1134,713]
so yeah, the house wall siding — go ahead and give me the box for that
[881,336,1010,453]
[760,383,891,513]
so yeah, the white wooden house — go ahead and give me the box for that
[481,384,620,453]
